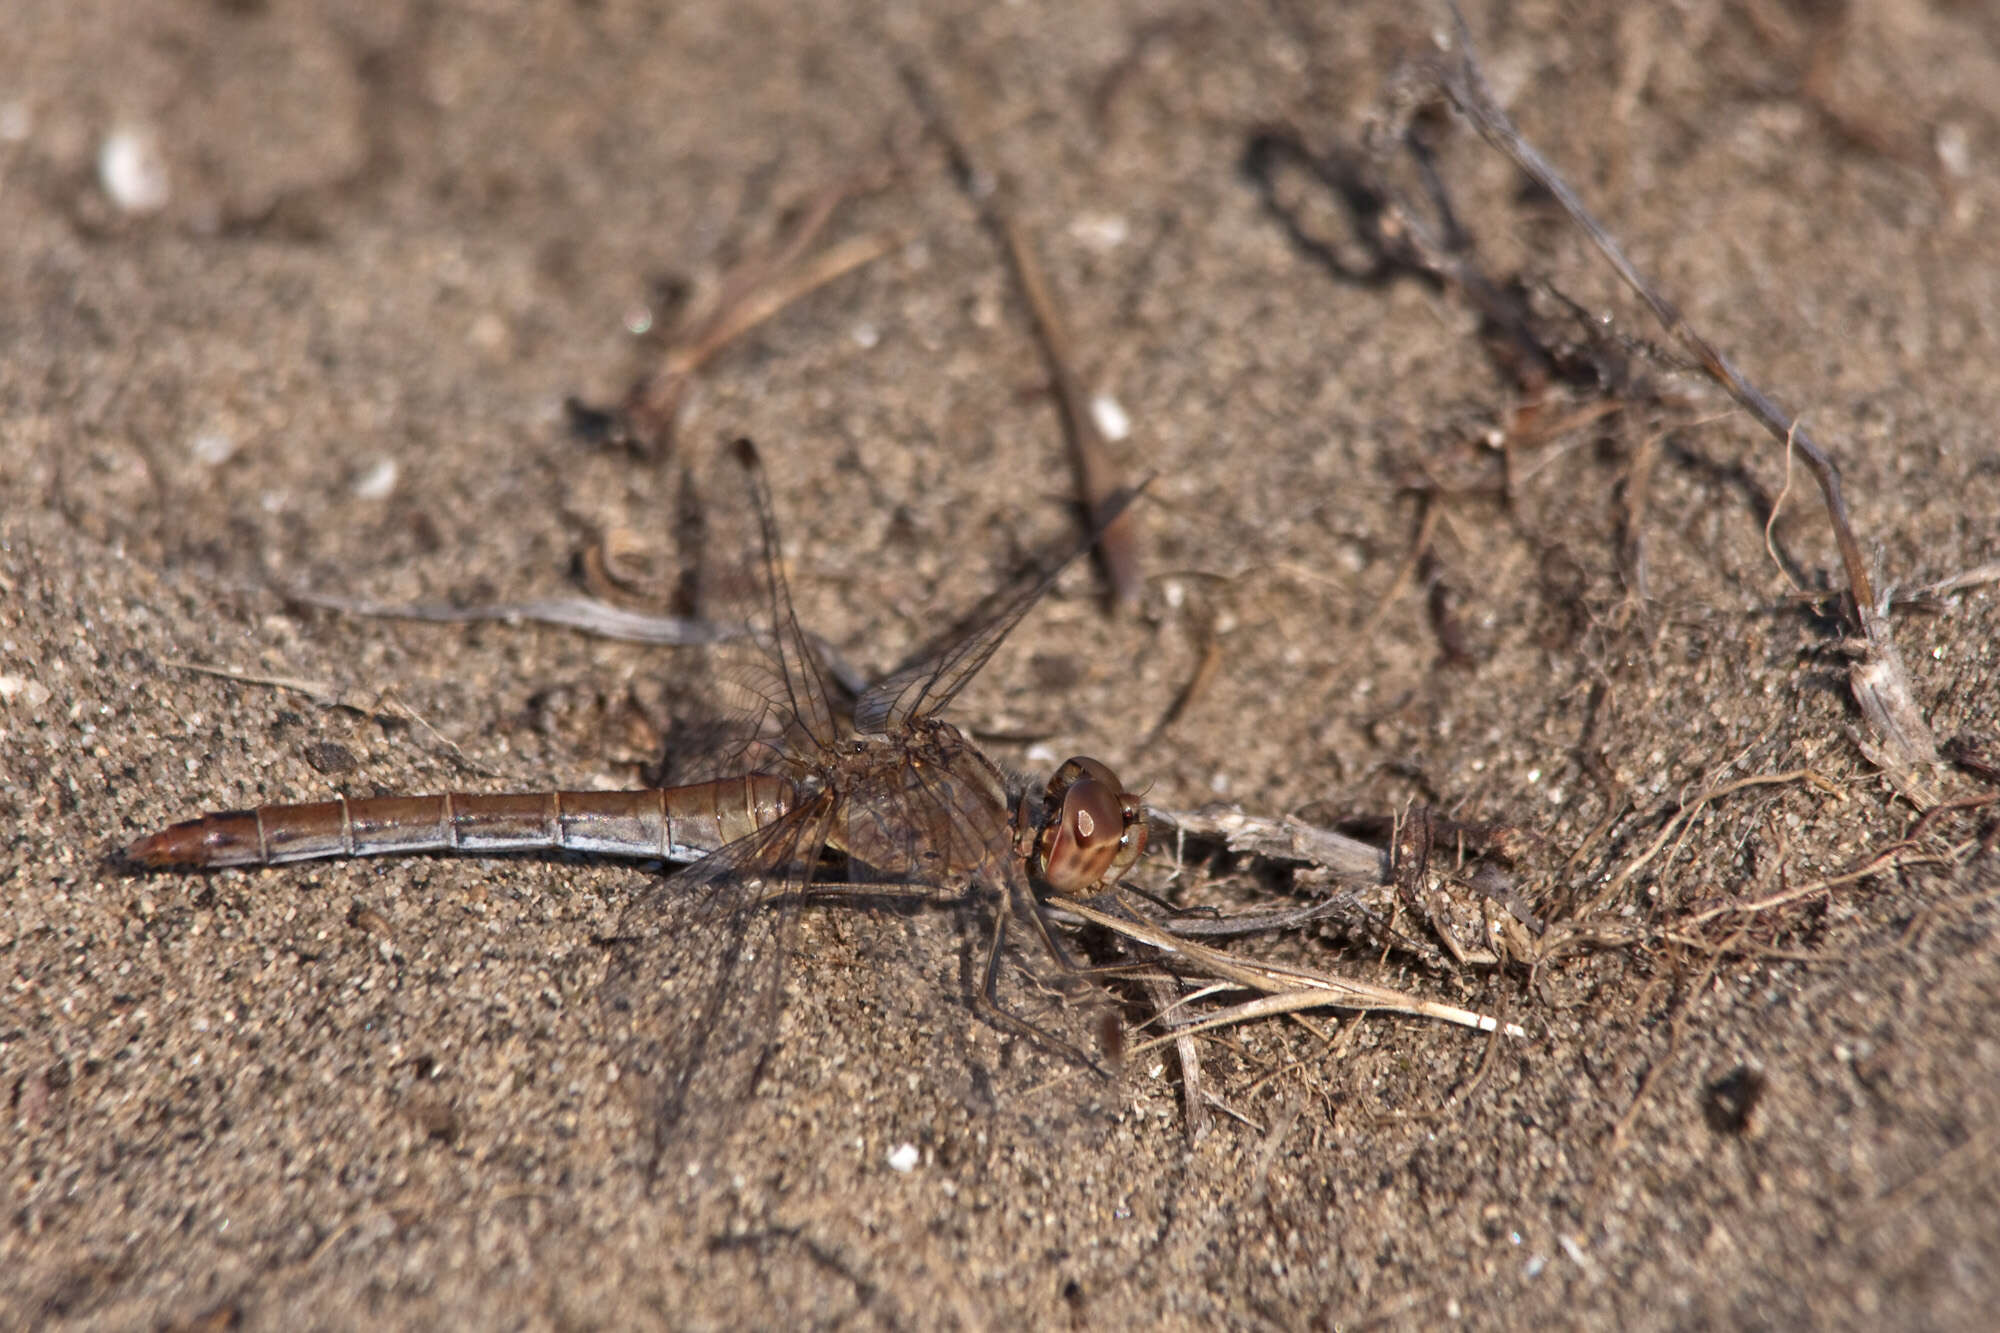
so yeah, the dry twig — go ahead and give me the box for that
[900,62,1145,610]
[1050,892,1526,1038]
[1435,3,1941,801]
[281,587,872,699]
[160,659,493,777]
[578,170,902,456]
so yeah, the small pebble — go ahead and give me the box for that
[1089,392,1131,442]
[99,126,170,214]
[190,430,237,466]
[351,457,399,500]
[1069,213,1129,251]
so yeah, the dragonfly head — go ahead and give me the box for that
[1033,756,1147,894]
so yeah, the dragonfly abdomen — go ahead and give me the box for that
[120,775,796,869]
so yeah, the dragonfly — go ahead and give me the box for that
[121,438,1149,1144]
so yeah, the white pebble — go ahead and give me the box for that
[351,457,399,500]
[99,126,170,214]
[1089,392,1131,442]
[190,430,237,466]
[886,1142,919,1173]
[1068,213,1129,251]
[0,675,53,709]
[1936,122,1972,179]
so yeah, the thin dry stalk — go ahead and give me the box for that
[1678,845,1961,928]
[1436,2,1941,798]
[900,62,1145,610]
[1579,769,1835,919]
[1356,497,1442,646]
[1138,612,1222,749]
[1132,968,1213,1143]
[998,216,1146,609]
[160,659,492,776]
[608,170,901,454]
[1050,893,1526,1038]
[1146,803,1391,885]
[282,586,872,698]
[669,231,900,378]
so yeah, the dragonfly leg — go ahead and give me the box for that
[969,884,1117,1074]
[1021,883,1089,976]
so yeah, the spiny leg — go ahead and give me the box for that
[970,881,1150,1073]
[970,885,1111,1074]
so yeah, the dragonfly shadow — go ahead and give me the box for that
[605,854,1131,1174]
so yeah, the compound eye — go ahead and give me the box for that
[1067,756,1121,791]
[1041,777,1124,894]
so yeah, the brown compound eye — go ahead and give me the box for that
[1041,776,1124,893]
[1037,756,1144,894]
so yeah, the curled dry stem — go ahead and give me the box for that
[1436,2,1941,800]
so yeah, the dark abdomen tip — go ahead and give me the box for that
[117,811,263,869]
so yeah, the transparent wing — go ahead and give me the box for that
[852,482,1145,735]
[731,438,842,753]
[852,571,1062,736]
[599,787,839,1158]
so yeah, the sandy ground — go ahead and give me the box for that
[5,1,1999,1328]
